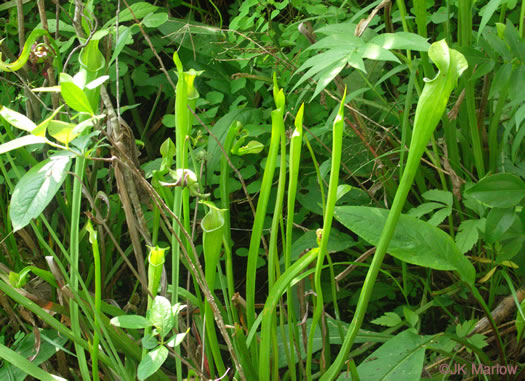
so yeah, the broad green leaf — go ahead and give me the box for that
[137,345,169,380]
[104,2,159,28]
[33,105,65,137]
[161,114,175,128]
[59,76,94,115]
[110,315,152,329]
[334,206,475,284]
[48,120,79,145]
[236,140,264,155]
[143,12,168,28]
[150,296,173,338]
[166,329,189,347]
[336,184,352,202]
[10,152,72,232]
[0,135,47,154]
[290,228,355,262]
[0,106,36,132]
[371,312,402,327]
[486,207,516,243]
[466,173,525,208]
[347,330,429,381]
[369,32,430,51]
[142,334,159,350]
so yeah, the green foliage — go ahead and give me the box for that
[0,0,524,380]
[334,205,475,284]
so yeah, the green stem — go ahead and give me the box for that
[306,90,346,378]
[321,40,467,380]
[258,249,319,381]
[69,156,91,381]
[245,90,285,331]
[86,221,101,381]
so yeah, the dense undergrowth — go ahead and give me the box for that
[0,0,525,380]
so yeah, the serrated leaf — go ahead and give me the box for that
[371,312,402,327]
[422,189,453,206]
[110,315,152,329]
[427,206,451,226]
[137,345,169,380]
[407,202,444,218]
[0,106,36,132]
[0,135,47,155]
[455,219,483,254]
[10,152,72,231]
[467,334,488,352]
[456,319,477,337]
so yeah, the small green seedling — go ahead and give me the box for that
[110,296,189,380]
